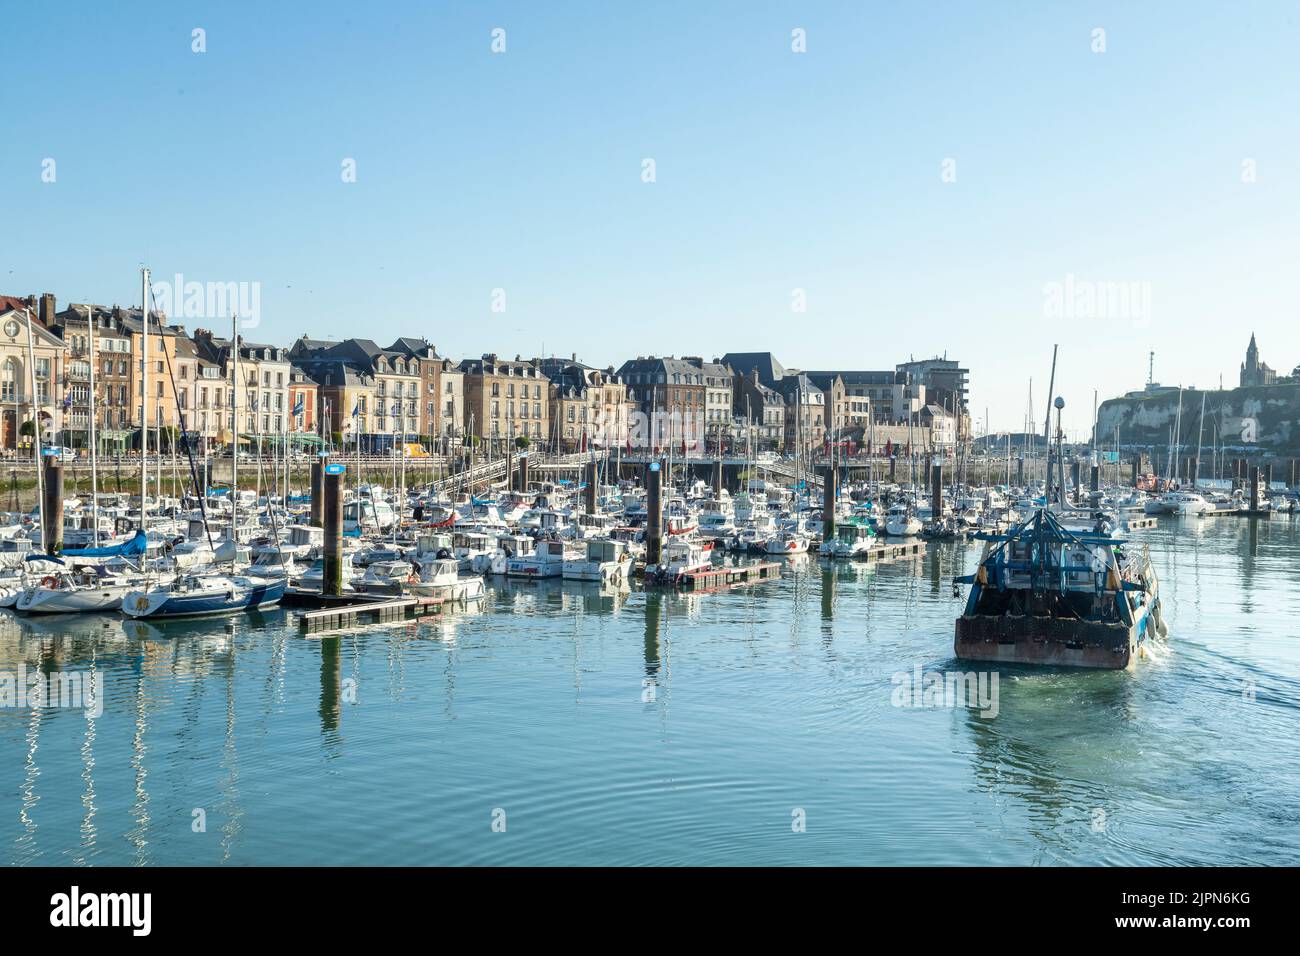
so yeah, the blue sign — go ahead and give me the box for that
[325,463,345,476]
[649,462,660,472]
[318,450,331,458]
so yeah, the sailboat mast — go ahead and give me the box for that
[88,304,100,547]
[140,267,149,526]
[231,313,240,567]
[23,307,45,518]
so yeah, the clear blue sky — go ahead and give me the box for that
[3,1,1297,436]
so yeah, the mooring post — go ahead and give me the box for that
[1249,465,1260,513]
[646,460,663,566]
[41,452,63,556]
[1069,460,1081,503]
[930,461,942,523]
[823,465,837,540]
[322,464,344,596]
[310,456,324,526]
[1090,462,1100,497]
[1016,456,1024,486]
[584,460,597,513]
[517,453,529,495]
[888,453,896,483]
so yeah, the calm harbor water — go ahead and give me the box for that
[3,517,1299,866]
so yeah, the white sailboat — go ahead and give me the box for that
[122,306,285,618]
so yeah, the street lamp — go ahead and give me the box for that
[1054,396,1065,504]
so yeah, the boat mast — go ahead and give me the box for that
[88,304,100,547]
[1194,392,1206,490]
[23,306,45,518]
[140,267,149,529]
[231,312,239,569]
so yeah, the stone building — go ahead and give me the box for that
[458,354,550,452]
[0,298,66,452]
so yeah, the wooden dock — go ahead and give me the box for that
[856,539,927,562]
[298,596,446,635]
[639,561,783,591]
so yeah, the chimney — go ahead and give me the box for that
[39,293,55,326]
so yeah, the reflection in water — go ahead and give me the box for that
[0,516,1297,866]
[320,635,341,734]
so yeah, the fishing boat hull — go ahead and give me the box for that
[953,509,1165,671]
[954,608,1153,670]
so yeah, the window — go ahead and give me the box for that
[1,358,17,401]
[180,366,188,380]
[35,358,50,380]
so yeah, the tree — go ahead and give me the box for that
[515,435,530,450]
[19,419,36,438]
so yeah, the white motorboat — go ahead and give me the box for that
[408,558,486,602]
[562,538,630,584]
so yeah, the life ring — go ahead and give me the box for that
[41,576,57,588]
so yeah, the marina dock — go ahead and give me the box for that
[297,595,446,635]
[857,539,927,562]
[638,560,782,591]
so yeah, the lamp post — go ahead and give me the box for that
[1054,396,1065,505]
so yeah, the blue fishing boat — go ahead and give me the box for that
[120,573,286,619]
[953,508,1165,670]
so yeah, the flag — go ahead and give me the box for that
[884,438,893,458]
[351,400,359,417]
[580,430,587,453]
[292,395,304,417]
[62,391,72,410]
[625,434,632,455]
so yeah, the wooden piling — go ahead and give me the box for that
[823,465,837,540]
[42,453,63,555]
[322,466,344,597]
[646,460,663,566]
[310,457,324,526]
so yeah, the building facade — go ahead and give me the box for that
[459,355,550,452]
